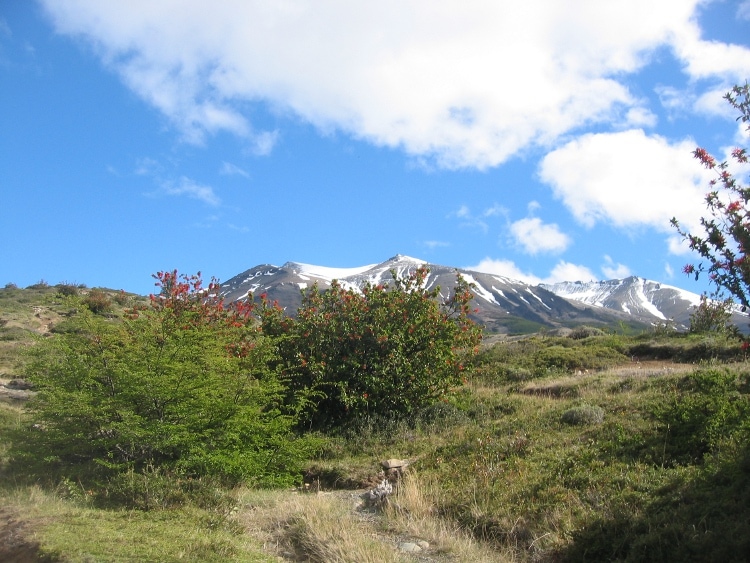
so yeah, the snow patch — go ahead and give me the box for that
[461,274,499,305]
[525,288,551,310]
[288,261,378,281]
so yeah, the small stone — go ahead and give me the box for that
[416,540,430,549]
[398,542,422,553]
[382,458,409,470]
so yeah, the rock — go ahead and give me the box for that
[363,479,392,507]
[381,458,409,482]
[6,379,33,390]
[381,458,409,470]
[398,542,423,553]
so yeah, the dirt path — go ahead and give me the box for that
[0,507,56,563]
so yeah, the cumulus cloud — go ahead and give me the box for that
[509,217,571,255]
[538,129,713,239]
[468,258,543,284]
[467,257,596,285]
[670,20,750,83]
[39,0,747,168]
[547,261,598,284]
[601,255,631,279]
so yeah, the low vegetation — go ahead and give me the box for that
[1,277,750,561]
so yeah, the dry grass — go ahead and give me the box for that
[234,475,514,562]
[235,488,403,562]
[385,471,515,562]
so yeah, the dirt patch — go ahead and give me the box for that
[0,379,35,403]
[0,508,58,563]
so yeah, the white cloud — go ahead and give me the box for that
[454,205,471,220]
[0,18,11,38]
[246,130,279,157]
[134,157,160,176]
[219,161,249,178]
[482,203,506,218]
[468,258,542,285]
[547,261,597,284]
[670,21,750,83]
[467,258,596,285]
[694,86,740,119]
[664,262,674,279]
[423,240,450,249]
[40,0,746,169]
[624,107,657,128]
[162,177,220,206]
[509,217,571,255]
[538,129,712,239]
[667,234,692,256]
[450,204,505,234]
[655,85,690,114]
[739,1,750,20]
[601,255,631,279]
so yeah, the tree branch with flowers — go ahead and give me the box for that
[671,83,750,312]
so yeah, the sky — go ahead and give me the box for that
[1,1,749,296]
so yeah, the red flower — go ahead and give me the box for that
[693,147,717,168]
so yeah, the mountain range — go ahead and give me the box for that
[220,255,746,334]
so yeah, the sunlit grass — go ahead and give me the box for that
[1,485,274,562]
[2,294,749,563]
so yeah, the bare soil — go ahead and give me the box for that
[0,508,58,563]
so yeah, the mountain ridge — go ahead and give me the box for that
[220,255,746,334]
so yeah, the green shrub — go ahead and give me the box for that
[653,368,750,464]
[562,440,750,562]
[561,404,605,426]
[628,334,744,363]
[568,326,606,339]
[0,325,28,341]
[27,280,49,289]
[82,288,112,314]
[530,344,625,375]
[261,267,482,429]
[55,284,79,297]
[689,292,738,335]
[16,271,313,500]
[112,290,129,306]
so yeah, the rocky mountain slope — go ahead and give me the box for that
[221,255,743,333]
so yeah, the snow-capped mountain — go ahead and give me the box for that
[540,277,701,331]
[220,255,741,334]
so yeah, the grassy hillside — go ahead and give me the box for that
[1,284,749,561]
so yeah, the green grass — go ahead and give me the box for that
[2,285,750,561]
[2,487,275,562]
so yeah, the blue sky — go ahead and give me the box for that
[1,1,749,296]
